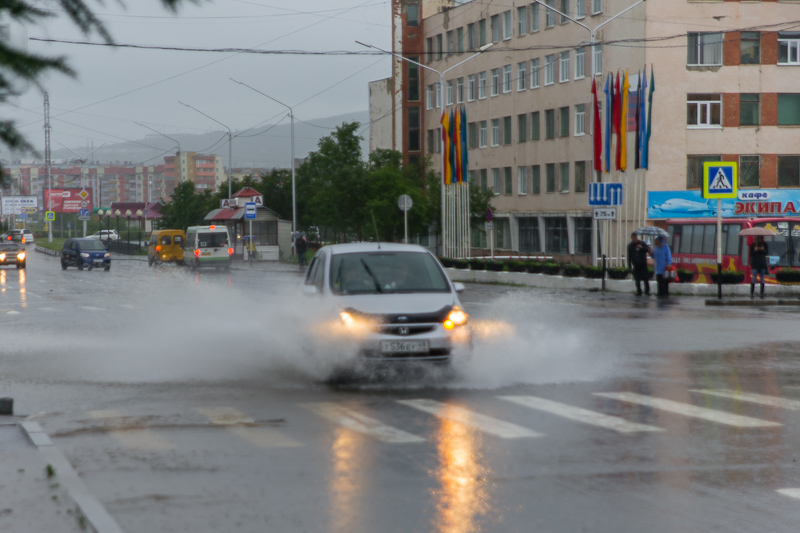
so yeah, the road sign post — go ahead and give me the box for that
[398,195,413,244]
[703,162,738,299]
[245,202,256,261]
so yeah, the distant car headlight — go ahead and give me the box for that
[443,306,469,330]
[16,252,25,261]
[80,253,90,258]
[0,253,5,261]
[104,252,110,258]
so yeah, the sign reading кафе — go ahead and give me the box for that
[647,189,800,219]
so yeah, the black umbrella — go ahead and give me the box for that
[635,226,669,238]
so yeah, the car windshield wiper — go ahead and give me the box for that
[360,258,383,293]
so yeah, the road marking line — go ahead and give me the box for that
[499,395,664,434]
[197,407,301,448]
[692,389,800,410]
[80,306,105,311]
[88,410,175,450]
[593,392,781,428]
[777,488,800,499]
[397,399,543,439]
[5,310,20,315]
[300,402,425,444]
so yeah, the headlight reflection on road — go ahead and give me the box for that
[329,429,368,532]
[432,412,490,533]
[18,269,26,306]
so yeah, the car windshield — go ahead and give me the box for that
[0,243,19,250]
[330,252,450,295]
[197,233,228,248]
[79,240,107,251]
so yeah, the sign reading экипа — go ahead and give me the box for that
[647,189,800,219]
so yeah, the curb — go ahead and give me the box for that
[19,420,124,533]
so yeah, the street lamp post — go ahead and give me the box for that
[179,102,233,199]
[125,209,132,252]
[230,79,297,246]
[114,209,121,247]
[356,40,493,258]
[136,209,143,247]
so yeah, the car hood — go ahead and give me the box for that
[335,292,459,316]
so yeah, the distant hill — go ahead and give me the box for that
[48,110,370,169]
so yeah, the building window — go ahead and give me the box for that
[545,109,555,139]
[491,68,500,96]
[740,93,759,126]
[478,72,487,99]
[492,168,501,193]
[468,23,476,50]
[480,169,488,191]
[503,64,512,93]
[575,161,587,192]
[574,217,591,254]
[436,34,443,60]
[446,30,454,55]
[532,165,541,194]
[518,114,528,142]
[778,156,800,188]
[740,31,760,65]
[545,0,556,28]
[519,217,540,253]
[518,166,528,194]
[532,111,540,140]
[779,33,800,65]
[518,6,528,35]
[407,3,419,26]
[408,62,420,101]
[593,43,602,75]
[446,80,454,106]
[531,58,541,88]
[687,155,721,189]
[545,55,555,85]
[545,217,569,253]
[427,129,435,155]
[408,107,420,151]
[479,121,487,148]
[546,163,556,192]
[467,74,476,101]
[531,3,540,32]
[468,122,478,149]
[575,104,585,136]
[491,14,500,43]
[778,94,800,125]
[559,52,570,83]
[517,62,527,91]
[740,155,760,188]
[503,11,512,40]
[560,0,569,24]
[688,32,723,66]
[426,37,433,62]
[426,85,433,110]
[503,116,512,145]
[592,0,602,15]
[560,162,570,192]
[457,27,464,53]
[504,167,513,194]
[560,106,570,137]
[456,77,464,104]
[435,83,442,108]
[687,94,721,127]
[479,18,487,47]
[576,0,585,20]
[491,119,500,146]
[574,47,585,79]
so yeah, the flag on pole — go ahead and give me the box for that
[441,109,451,185]
[604,74,612,173]
[449,109,457,183]
[453,107,462,183]
[460,105,469,183]
[643,66,654,169]
[634,69,642,169]
[591,79,602,172]
[613,71,621,171]
[637,66,648,169]
[620,69,629,172]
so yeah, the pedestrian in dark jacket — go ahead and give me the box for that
[295,233,308,268]
[627,232,650,296]
[749,236,769,299]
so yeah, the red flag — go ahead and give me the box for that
[591,79,602,172]
[613,71,622,171]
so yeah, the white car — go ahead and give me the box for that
[302,243,471,363]
[6,229,34,244]
[88,230,119,241]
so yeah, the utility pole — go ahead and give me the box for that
[44,92,52,243]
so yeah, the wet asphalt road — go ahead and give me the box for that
[3,249,800,532]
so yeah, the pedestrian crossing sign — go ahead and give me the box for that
[702,162,737,199]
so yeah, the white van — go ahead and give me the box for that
[183,225,233,270]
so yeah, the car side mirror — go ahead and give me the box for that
[302,285,318,296]
[453,282,466,293]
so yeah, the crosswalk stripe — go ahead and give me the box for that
[777,488,800,499]
[692,389,800,410]
[397,399,543,439]
[197,407,301,448]
[300,402,425,444]
[593,392,782,428]
[88,410,174,450]
[499,395,664,434]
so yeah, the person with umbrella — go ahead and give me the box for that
[749,235,769,299]
[652,235,673,297]
[627,232,651,296]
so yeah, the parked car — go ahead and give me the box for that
[61,238,111,271]
[148,229,186,266]
[0,242,26,269]
[88,230,119,241]
[6,229,33,244]
[302,243,471,364]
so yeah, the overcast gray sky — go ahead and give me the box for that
[5,0,392,156]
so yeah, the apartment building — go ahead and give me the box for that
[376,0,800,261]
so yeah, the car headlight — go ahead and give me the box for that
[80,253,90,258]
[443,306,469,330]
[104,252,110,258]
[16,252,25,261]
[0,253,5,261]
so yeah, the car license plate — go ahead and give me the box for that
[380,340,429,353]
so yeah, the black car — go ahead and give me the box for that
[0,242,26,269]
[61,238,111,271]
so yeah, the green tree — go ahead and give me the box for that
[258,169,293,220]
[159,181,213,231]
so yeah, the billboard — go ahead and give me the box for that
[43,189,93,213]
[1,196,38,215]
[648,189,800,220]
